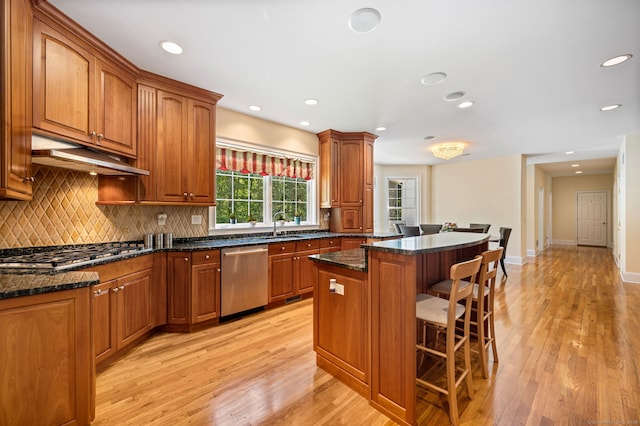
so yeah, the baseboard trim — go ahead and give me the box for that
[505,255,526,266]
[552,239,575,246]
[620,270,640,284]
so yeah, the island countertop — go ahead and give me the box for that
[362,232,490,255]
[309,248,367,272]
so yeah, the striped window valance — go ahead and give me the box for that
[216,146,314,180]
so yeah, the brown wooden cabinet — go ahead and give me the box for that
[32,18,136,157]
[320,237,342,253]
[100,76,222,205]
[0,0,33,200]
[318,130,377,233]
[341,237,368,251]
[268,242,296,302]
[88,255,155,366]
[167,249,221,330]
[313,263,369,396]
[294,240,320,295]
[0,287,93,425]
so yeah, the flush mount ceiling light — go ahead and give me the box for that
[458,101,475,109]
[444,91,466,101]
[600,104,621,111]
[376,126,387,131]
[304,98,319,105]
[421,72,447,86]
[160,40,183,55]
[248,105,262,111]
[300,121,310,126]
[348,8,381,33]
[601,54,632,67]
[432,142,465,160]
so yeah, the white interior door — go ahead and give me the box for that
[577,191,607,247]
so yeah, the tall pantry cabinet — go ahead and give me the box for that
[317,130,377,233]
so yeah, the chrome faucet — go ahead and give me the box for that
[272,210,286,236]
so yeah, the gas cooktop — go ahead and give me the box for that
[0,242,152,271]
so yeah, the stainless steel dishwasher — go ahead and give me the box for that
[221,245,269,317]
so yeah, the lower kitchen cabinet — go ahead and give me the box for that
[0,287,93,425]
[341,237,368,251]
[167,249,220,331]
[294,239,320,295]
[88,254,156,366]
[268,240,321,302]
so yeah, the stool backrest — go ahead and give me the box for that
[469,223,491,233]
[449,256,482,304]
[420,224,442,235]
[399,225,421,237]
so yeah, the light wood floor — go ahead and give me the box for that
[93,246,640,425]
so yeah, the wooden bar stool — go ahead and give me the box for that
[415,256,482,426]
[430,247,503,378]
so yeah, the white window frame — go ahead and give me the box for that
[209,139,317,234]
[385,175,421,232]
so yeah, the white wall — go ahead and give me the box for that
[431,155,526,265]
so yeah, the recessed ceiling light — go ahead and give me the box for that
[421,72,447,85]
[565,150,575,155]
[304,98,319,106]
[601,54,632,67]
[600,104,621,111]
[458,101,474,109]
[444,91,466,101]
[575,171,583,174]
[348,8,381,33]
[300,121,310,126]
[248,105,262,111]
[376,126,386,131]
[423,136,435,140]
[160,41,183,55]
[571,164,580,168]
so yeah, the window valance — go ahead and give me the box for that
[216,147,314,180]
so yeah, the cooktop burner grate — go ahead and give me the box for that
[0,242,151,271]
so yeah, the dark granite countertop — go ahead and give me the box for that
[309,248,367,272]
[0,271,99,300]
[0,231,400,299]
[362,232,490,255]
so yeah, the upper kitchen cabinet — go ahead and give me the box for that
[318,130,377,233]
[103,72,222,206]
[31,14,137,157]
[0,0,34,200]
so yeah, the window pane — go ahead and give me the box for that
[235,201,249,221]
[249,176,263,200]
[249,202,264,222]
[233,175,249,199]
[217,200,231,223]
[217,173,232,199]
[272,179,284,201]
[296,181,307,202]
[284,180,296,201]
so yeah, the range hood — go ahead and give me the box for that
[31,135,150,176]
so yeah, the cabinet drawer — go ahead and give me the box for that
[295,239,320,251]
[192,249,220,265]
[269,242,296,255]
[320,238,341,248]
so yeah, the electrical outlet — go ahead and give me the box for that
[191,215,202,225]
[335,283,345,295]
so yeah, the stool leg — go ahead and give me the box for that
[478,299,489,379]
[446,327,460,426]
[489,309,499,363]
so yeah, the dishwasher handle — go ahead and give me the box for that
[224,248,268,256]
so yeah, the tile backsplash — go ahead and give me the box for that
[0,166,209,249]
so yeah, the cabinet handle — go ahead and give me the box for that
[90,131,96,137]
[97,133,104,140]
[216,268,221,272]
[112,287,119,293]
[183,192,188,198]
[359,199,363,203]
[118,285,125,291]
[189,192,194,198]
[184,258,189,262]
[22,176,35,183]
[94,289,102,296]
[205,255,210,259]
[281,246,286,251]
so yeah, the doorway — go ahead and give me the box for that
[576,191,607,247]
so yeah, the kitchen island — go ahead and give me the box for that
[310,232,489,426]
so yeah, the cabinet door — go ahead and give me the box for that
[167,253,191,324]
[92,280,116,364]
[32,19,95,144]
[363,185,374,233]
[341,206,363,232]
[115,268,153,348]
[191,261,220,323]
[342,237,367,251]
[156,90,188,202]
[340,139,363,206]
[269,253,295,302]
[187,99,216,203]
[295,249,319,294]
[95,60,136,157]
[319,135,341,208]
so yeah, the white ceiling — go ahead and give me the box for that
[49,0,639,176]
